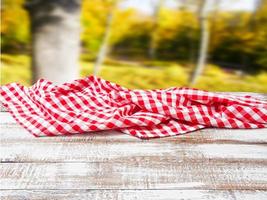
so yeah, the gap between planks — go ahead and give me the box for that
[1,92,267,198]
[1,113,267,163]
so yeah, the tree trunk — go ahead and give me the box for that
[250,0,262,28]
[148,0,164,60]
[208,0,220,62]
[93,11,114,76]
[179,0,187,10]
[189,0,209,85]
[25,0,81,85]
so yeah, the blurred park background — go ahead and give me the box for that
[1,0,267,92]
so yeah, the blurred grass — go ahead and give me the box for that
[1,54,267,92]
[1,54,31,86]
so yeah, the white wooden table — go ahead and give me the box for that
[1,93,267,200]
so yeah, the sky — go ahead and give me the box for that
[119,0,257,15]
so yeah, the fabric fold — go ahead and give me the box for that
[1,76,266,139]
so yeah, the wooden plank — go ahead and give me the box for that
[1,111,267,143]
[1,90,267,141]
[1,112,267,163]
[1,137,266,163]
[1,190,267,200]
[1,111,267,142]
[1,161,267,190]
[1,93,266,195]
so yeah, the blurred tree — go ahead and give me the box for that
[81,0,108,57]
[156,7,199,60]
[112,19,152,58]
[254,0,267,69]
[1,0,29,52]
[178,0,198,65]
[211,2,267,72]
[2,0,267,79]
[148,0,164,59]
[209,0,220,52]
[250,0,262,29]
[189,0,210,85]
[25,0,81,84]
[93,0,117,76]
[179,0,188,10]
[81,0,136,59]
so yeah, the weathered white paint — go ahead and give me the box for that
[1,112,267,142]
[0,112,18,124]
[0,92,266,199]
[1,112,267,163]
[1,138,267,163]
[191,143,267,159]
[1,190,267,200]
[1,162,266,190]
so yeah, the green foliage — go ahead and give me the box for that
[0,54,31,86]
[196,65,267,92]
[81,0,110,55]
[2,54,267,93]
[81,0,136,57]
[1,0,267,71]
[1,0,30,52]
[210,10,267,71]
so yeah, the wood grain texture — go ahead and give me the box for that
[1,112,267,163]
[1,92,267,199]
[1,190,267,200]
[1,111,267,142]
[1,161,267,190]
[1,133,267,163]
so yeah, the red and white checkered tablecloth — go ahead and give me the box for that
[1,76,267,138]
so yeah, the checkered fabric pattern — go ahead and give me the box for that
[1,76,267,139]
